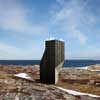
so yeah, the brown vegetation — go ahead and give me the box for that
[0,65,100,99]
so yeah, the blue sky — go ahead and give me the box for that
[0,0,100,60]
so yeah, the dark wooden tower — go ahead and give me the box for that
[40,40,65,84]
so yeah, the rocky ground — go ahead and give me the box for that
[58,67,100,95]
[0,64,100,100]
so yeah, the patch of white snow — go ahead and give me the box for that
[56,87,100,98]
[14,73,31,80]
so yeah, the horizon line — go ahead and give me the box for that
[0,59,100,60]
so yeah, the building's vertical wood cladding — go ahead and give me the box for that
[40,40,65,84]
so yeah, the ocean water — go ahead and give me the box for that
[0,60,100,67]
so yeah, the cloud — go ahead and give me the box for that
[0,42,43,60]
[49,0,98,44]
[0,0,47,35]
[48,0,100,59]
[72,28,87,45]
[71,46,100,60]
[0,0,99,60]
[56,0,65,5]
[0,42,21,59]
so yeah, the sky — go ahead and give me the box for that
[0,0,100,60]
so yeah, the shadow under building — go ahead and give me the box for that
[40,39,65,84]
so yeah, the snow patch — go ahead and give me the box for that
[57,87,100,98]
[75,66,88,70]
[89,70,100,72]
[45,37,64,41]
[59,38,64,41]
[49,37,56,40]
[14,73,31,80]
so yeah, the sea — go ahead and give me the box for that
[0,60,100,67]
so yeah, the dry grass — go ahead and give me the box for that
[0,65,100,96]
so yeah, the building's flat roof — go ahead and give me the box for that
[46,39,64,43]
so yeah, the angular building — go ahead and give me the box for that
[40,39,65,84]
